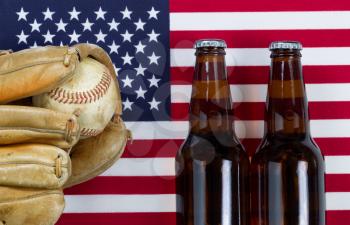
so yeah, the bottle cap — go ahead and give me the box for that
[194,39,227,49]
[269,41,302,51]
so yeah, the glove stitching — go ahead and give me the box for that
[0,161,68,168]
[0,190,62,204]
[0,127,69,136]
[0,59,64,75]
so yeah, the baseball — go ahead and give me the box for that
[33,57,118,139]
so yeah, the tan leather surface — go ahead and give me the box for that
[0,44,129,225]
[0,187,64,225]
[0,105,80,149]
[0,144,71,189]
[74,43,123,117]
[0,46,78,104]
[64,119,128,188]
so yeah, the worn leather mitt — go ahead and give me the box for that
[0,44,130,225]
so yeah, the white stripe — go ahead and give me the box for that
[100,156,350,176]
[170,48,350,67]
[170,11,350,31]
[326,192,350,210]
[101,158,175,176]
[126,120,350,140]
[64,193,350,212]
[325,156,350,174]
[64,194,181,213]
[171,84,350,103]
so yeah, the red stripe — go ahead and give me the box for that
[326,174,350,192]
[171,30,350,48]
[170,0,350,12]
[123,140,183,158]
[122,137,350,159]
[58,213,178,225]
[58,211,350,225]
[171,102,350,121]
[327,211,350,225]
[63,174,350,195]
[65,176,175,195]
[171,66,350,85]
[243,137,350,157]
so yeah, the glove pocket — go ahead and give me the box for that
[0,144,71,189]
[65,119,129,187]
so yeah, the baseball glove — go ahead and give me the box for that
[0,44,130,225]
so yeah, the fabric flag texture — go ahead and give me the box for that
[0,0,350,224]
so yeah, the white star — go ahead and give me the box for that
[82,18,94,31]
[121,75,134,88]
[134,41,146,54]
[121,52,134,65]
[134,18,146,31]
[148,7,160,20]
[43,8,55,21]
[30,42,39,49]
[94,7,107,20]
[123,98,133,111]
[29,19,42,32]
[113,64,121,74]
[108,19,120,31]
[68,30,81,43]
[135,86,147,99]
[55,19,68,32]
[95,30,107,43]
[16,8,29,21]
[148,97,161,110]
[135,64,147,76]
[42,30,55,43]
[59,41,64,47]
[108,41,120,54]
[121,30,134,42]
[68,7,81,21]
[16,30,29,44]
[148,52,161,65]
[148,75,161,88]
[147,30,160,42]
[120,6,132,20]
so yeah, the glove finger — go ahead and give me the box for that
[0,144,71,189]
[0,187,64,225]
[65,119,130,188]
[0,105,80,149]
[0,46,79,104]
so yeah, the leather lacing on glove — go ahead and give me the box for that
[55,154,62,179]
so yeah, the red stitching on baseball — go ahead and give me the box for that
[48,70,112,104]
[81,128,102,137]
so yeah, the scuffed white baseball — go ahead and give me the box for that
[33,57,118,139]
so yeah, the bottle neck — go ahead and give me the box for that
[189,48,234,136]
[265,51,310,139]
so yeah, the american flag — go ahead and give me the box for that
[0,0,350,224]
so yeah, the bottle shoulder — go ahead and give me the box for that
[252,136,324,166]
[178,133,248,161]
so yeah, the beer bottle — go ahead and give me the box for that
[176,39,250,225]
[251,41,325,225]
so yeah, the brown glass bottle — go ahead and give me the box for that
[251,41,325,225]
[176,40,250,225]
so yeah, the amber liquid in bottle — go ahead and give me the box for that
[251,46,326,225]
[176,43,250,225]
